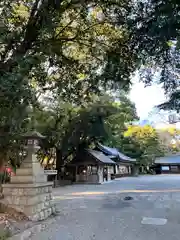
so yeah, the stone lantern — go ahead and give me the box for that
[2,130,56,221]
[22,130,46,149]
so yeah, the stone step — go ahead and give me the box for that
[20,163,33,168]
[2,183,53,196]
[4,198,55,214]
[5,202,56,221]
[30,205,56,221]
[15,168,45,177]
[16,168,33,176]
[11,175,35,183]
[21,162,41,168]
[11,174,47,184]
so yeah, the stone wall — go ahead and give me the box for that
[2,183,56,221]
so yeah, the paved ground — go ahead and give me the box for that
[31,175,180,240]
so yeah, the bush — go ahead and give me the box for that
[0,172,10,184]
[0,229,11,240]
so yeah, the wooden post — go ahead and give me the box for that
[86,166,88,182]
[75,165,77,182]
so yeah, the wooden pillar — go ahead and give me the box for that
[97,165,99,183]
[86,166,88,182]
[75,165,78,182]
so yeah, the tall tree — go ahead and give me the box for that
[157,127,180,154]
[0,0,143,156]
[31,94,120,168]
[122,1,180,110]
[104,92,138,147]
[123,125,165,167]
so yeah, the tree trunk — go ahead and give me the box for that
[56,148,64,179]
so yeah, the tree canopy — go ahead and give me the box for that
[157,126,180,154]
[0,0,138,98]
[30,92,137,167]
[0,0,144,152]
[125,1,180,110]
[2,0,180,142]
[123,125,165,166]
[1,0,180,169]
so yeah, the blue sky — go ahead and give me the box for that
[129,74,166,120]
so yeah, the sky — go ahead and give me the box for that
[129,75,180,129]
[129,74,166,120]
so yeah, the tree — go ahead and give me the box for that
[0,0,145,159]
[122,1,180,110]
[104,92,138,146]
[102,94,145,161]
[158,91,180,112]
[0,2,136,102]
[30,94,120,169]
[26,91,140,172]
[123,125,165,167]
[157,127,180,154]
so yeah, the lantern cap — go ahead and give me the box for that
[22,130,46,139]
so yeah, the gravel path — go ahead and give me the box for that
[30,175,180,240]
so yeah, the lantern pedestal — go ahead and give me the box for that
[2,141,56,221]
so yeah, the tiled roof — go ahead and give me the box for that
[97,143,136,162]
[87,149,115,164]
[155,154,180,164]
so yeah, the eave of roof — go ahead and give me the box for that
[87,149,115,165]
[97,143,136,162]
[155,154,180,164]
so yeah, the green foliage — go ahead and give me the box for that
[0,171,10,184]
[0,230,10,240]
[158,90,180,112]
[157,127,180,154]
[123,125,165,166]
[30,94,120,165]
[104,93,138,146]
[125,1,180,110]
[2,0,178,167]
[101,95,160,165]
[118,136,143,159]
[0,0,143,157]
[0,0,137,96]
[29,92,138,167]
[106,123,166,167]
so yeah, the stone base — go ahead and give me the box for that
[2,182,56,222]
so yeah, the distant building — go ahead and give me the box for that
[168,113,179,124]
[96,143,137,177]
[66,144,137,184]
[154,154,180,174]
